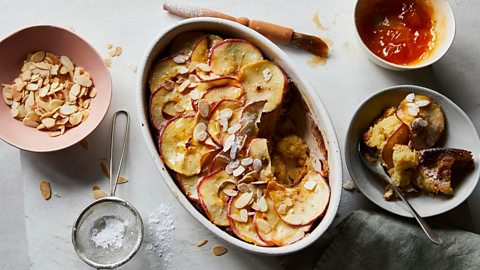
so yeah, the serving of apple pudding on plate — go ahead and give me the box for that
[364,93,474,200]
[147,31,331,247]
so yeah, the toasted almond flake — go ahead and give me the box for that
[60,55,74,71]
[178,79,190,93]
[108,48,116,57]
[239,208,249,222]
[286,214,303,225]
[69,112,82,126]
[187,62,197,72]
[129,64,137,73]
[223,134,236,152]
[227,123,241,135]
[74,75,92,87]
[106,43,113,49]
[277,204,287,215]
[40,180,51,200]
[80,138,91,150]
[412,117,428,129]
[237,183,250,193]
[234,192,253,209]
[262,68,272,81]
[193,123,208,142]
[197,63,212,72]
[118,176,128,184]
[41,118,55,128]
[31,51,46,62]
[252,159,263,172]
[212,245,228,256]
[197,99,210,118]
[100,162,110,178]
[49,130,62,137]
[70,83,81,97]
[407,103,419,116]
[257,196,268,212]
[60,104,77,115]
[225,165,234,175]
[304,179,317,191]
[415,99,430,107]
[173,54,189,64]
[405,93,415,103]
[114,46,123,57]
[103,57,112,68]
[23,117,39,127]
[342,180,357,191]
[197,239,208,247]
[223,188,238,197]
[228,160,240,170]
[178,66,189,74]
[256,219,272,233]
[240,157,253,166]
[232,165,245,177]
[92,185,107,199]
[26,83,38,91]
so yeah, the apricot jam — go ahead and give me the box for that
[357,0,436,65]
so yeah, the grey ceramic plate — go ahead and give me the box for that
[345,85,480,217]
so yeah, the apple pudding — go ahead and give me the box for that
[147,32,331,246]
[363,93,474,200]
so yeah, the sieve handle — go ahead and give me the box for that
[109,110,130,196]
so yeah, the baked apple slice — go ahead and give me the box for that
[254,196,310,246]
[228,193,272,246]
[208,39,263,77]
[168,31,207,57]
[196,77,240,92]
[396,94,445,149]
[382,124,410,169]
[197,170,234,226]
[160,115,215,176]
[207,34,224,48]
[207,99,243,145]
[148,57,187,92]
[190,38,209,63]
[150,87,178,130]
[238,60,287,113]
[201,85,245,105]
[267,171,330,226]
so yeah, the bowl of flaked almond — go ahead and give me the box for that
[0,25,111,152]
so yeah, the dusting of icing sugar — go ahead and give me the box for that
[164,1,208,18]
[90,216,126,249]
[145,203,176,268]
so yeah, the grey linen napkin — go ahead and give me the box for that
[279,209,480,270]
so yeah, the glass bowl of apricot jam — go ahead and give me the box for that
[354,0,455,70]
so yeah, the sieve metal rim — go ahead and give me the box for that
[71,196,144,269]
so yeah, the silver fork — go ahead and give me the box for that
[358,142,443,245]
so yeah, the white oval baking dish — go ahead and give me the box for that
[137,17,342,255]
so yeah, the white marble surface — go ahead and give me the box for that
[1,0,480,269]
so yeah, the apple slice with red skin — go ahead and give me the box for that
[247,138,272,172]
[207,34,224,48]
[208,39,264,77]
[159,115,215,176]
[150,87,178,130]
[191,38,209,63]
[267,171,330,226]
[176,150,218,201]
[382,123,411,169]
[148,57,187,93]
[397,94,445,150]
[254,196,311,246]
[208,152,231,174]
[227,194,272,246]
[207,99,243,145]
[238,60,287,113]
[197,170,235,226]
[195,77,239,92]
[201,85,245,105]
[168,31,207,57]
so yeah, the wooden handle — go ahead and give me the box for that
[163,1,293,44]
[248,20,293,44]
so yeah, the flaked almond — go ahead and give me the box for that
[31,51,46,62]
[178,79,190,93]
[241,157,253,166]
[173,54,188,64]
[232,165,245,177]
[92,185,107,199]
[252,159,263,172]
[415,99,430,107]
[49,130,62,137]
[60,104,77,115]
[256,219,272,233]
[212,245,228,256]
[227,123,241,135]
[40,180,51,200]
[178,66,189,74]
[118,176,128,184]
[41,118,56,128]
[405,93,415,103]
[262,68,272,81]
[237,183,250,193]
[23,117,39,128]
[197,99,210,118]
[257,196,268,212]
[277,204,287,215]
[223,134,236,152]
[114,46,123,57]
[197,239,208,247]
[100,161,110,178]
[69,111,83,126]
[103,57,112,68]
[234,192,253,209]
[304,179,317,191]
[60,55,74,71]
[197,63,212,72]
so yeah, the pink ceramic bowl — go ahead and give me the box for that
[0,25,111,152]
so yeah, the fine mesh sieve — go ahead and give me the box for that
[72,111,144,269]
